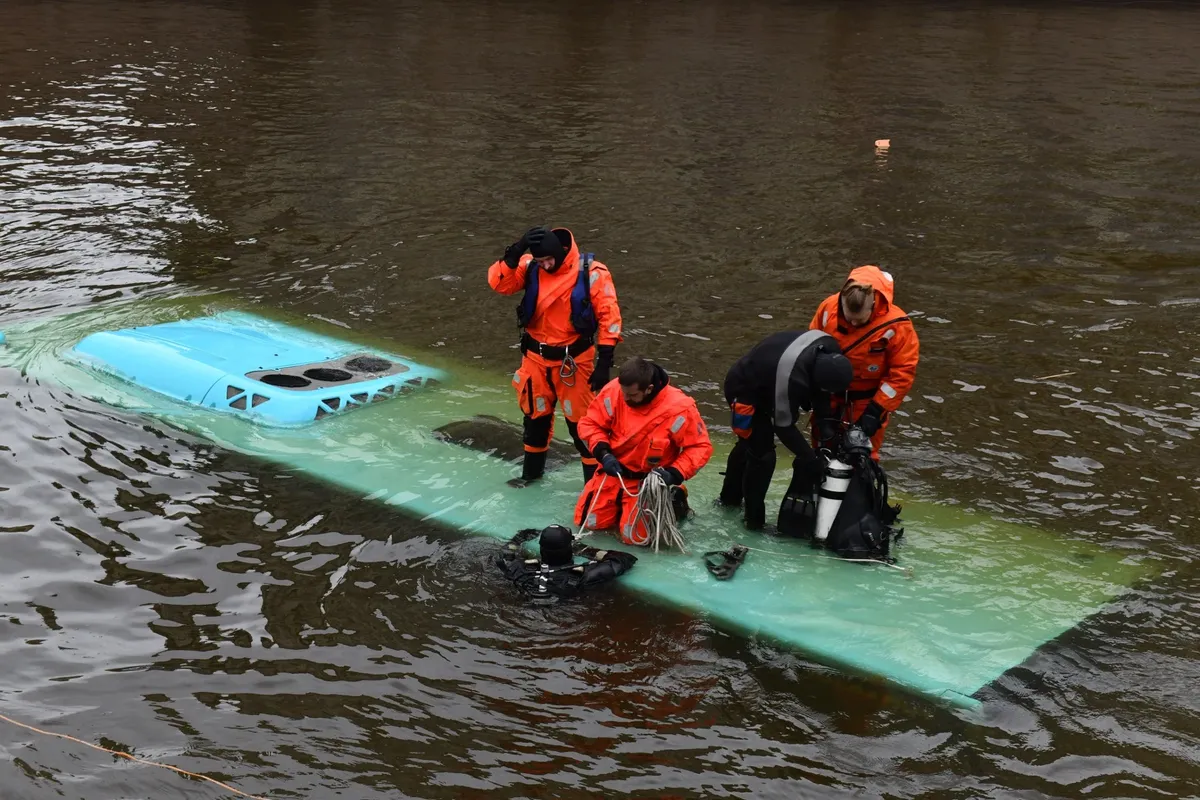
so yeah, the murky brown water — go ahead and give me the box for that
[2,1,1199,797]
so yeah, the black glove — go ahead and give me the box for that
[524,225,550,252]
[816,418,840,450]
[651,466,683,486]
[502,231,531,268]
[592,442,623,477]
[589,345,615,392]
[600,452,623,477]
[499,528,539,567]
[792,454,823,489]
[606,550,637,576]
[856,401,885,438]
[512,528,540,545]
[843,426,873,459]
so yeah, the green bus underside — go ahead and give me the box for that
[0,296,1151,711]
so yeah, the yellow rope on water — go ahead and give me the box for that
[0,711,269,799]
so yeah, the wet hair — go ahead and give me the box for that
[617,357,655,389]
[841,283,874,316]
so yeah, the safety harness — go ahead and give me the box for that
[516,252,599,349]
[836,314,912,402]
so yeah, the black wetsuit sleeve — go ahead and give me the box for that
[504,559,532,583]
[496,529,538,571]
[574,547,638,589]
[775,422,816,462]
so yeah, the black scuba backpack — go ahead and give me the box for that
[824,458,902,561]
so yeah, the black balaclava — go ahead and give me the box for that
[539,524,574,567]
[527,226,567,271]
[813,351,853,395]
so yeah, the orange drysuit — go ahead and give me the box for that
[574,363,713,546]
[488,228,623,470]
[808,265,919,458]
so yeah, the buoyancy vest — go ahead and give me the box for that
[824,458,903,560]
[516,253,598,340]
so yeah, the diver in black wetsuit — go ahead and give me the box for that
[718,330,853,530]
[495,525,637,600]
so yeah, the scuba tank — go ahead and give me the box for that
[813,427,872,542]
[813,457,854,542]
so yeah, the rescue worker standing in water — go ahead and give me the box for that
[488,225,623,487]
[718,332,854,530]
[575,357,713,546]
[809,265,919,460]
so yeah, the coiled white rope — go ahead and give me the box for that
[618,470,688,554]
[576,471,688,554]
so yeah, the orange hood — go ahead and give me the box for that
[843,264,896,319]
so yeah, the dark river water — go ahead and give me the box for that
[2,1,1199,797]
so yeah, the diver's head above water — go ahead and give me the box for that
[538,524,574,567]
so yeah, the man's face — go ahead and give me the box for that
[533,255,558,271]
[620,383,652,406]
[841,294,874,327]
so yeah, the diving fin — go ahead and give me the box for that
[777,493,817,538]
[703,545,748,581]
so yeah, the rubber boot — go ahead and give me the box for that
[718,439,749,507]
[742,449,776,531]
[508,449,547,488]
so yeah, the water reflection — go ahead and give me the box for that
[0,55,222,317]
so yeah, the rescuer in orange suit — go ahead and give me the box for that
[574,357,713,546]
[808,265,919,460]
[488,225,623,486]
